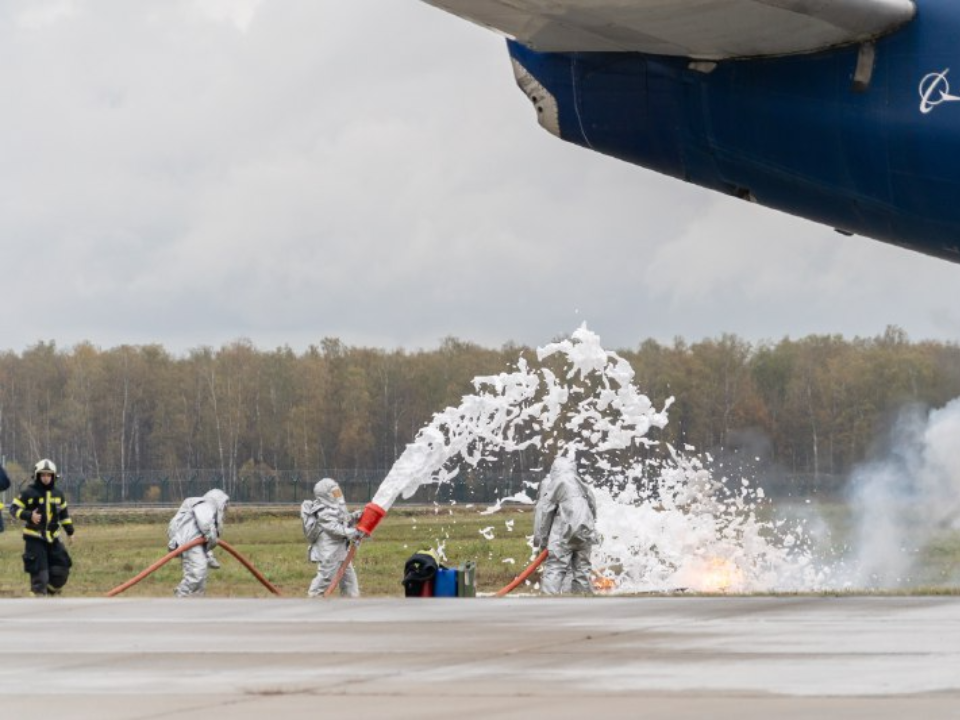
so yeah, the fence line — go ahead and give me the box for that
[0,469,534,506]
[0,468,848,508]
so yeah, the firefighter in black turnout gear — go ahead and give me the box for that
[11,459,75,596]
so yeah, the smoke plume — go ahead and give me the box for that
[845,398,960,588]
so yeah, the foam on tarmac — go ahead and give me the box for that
[1,596,957,718]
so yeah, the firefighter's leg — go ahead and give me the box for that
[23,538,50,596]
[175,544,209,597]
[568,546,594,594]
[542,541,572,595]
[47,540,73,594]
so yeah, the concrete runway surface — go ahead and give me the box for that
[1,596,958,719]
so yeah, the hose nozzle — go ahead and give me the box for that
[356,502,387,537]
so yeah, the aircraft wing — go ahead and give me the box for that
[420,0,917,59]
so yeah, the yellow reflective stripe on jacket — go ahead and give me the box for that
[12,498,29,522]
[22,527,60,541]
[44,492,55,542]
[15,491,66,542]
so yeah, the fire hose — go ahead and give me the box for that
[218,539,283,596]
[495,549,548,597]
[323,541,360,597]
[106,537,282,597]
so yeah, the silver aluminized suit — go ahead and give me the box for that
[303,478,360,598]
[533,457,598,595]
[167,489,229,597]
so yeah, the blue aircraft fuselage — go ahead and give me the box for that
[508,0,960,260]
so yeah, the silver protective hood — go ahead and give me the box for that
[202,489,230,533]
[312,478,346,511]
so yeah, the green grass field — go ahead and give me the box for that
[0,506,537,598]
[1,504,957,597]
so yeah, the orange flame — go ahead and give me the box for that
[591,574,617,593]
[695,557,743,593]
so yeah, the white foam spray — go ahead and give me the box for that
[372,324,671,510]
[372,324,822,593]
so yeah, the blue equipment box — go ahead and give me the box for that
[433,567,459,597]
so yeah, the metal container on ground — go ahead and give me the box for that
[457,561,476,597]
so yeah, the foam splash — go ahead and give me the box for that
[372,324,670,510]
[372,324,821,593]
[591,449,824,593]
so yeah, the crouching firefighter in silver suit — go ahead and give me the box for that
[167,489,229,597]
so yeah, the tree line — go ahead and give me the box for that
[0,327,957,501]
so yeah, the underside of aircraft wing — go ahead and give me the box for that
[420,0,917,59]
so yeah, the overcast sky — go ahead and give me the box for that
[2,0,958,356]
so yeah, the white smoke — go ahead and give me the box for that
[843,399,960,588]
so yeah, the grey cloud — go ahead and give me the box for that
[0,0,957,355]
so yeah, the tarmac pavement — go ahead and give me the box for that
[1,596,958,718]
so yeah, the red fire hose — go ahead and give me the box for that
[323,542,360,598]
[106,537,204,597]
[106,537,282,597]
[218,540,283,596]
[495,549,548,597]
